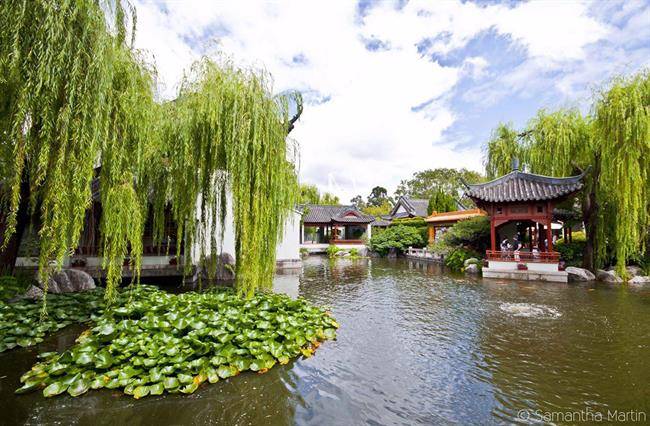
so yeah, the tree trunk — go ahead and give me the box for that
[0,180,30,275]
[581,158,600,271]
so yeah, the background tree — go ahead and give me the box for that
[484,70,650,274]
[362,200,392,217]
[350,195,366,210]
[0,0,300,300]
[299,184,321,204]
[320,193,340,205]
[483,124,521,180]
[395,168,483,207]
[367,186,391,207]
[427,189,457,215]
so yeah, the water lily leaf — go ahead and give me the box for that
[43,381,68,397]
[323,328,336,340]
[94,351,113,369]
[143,358,157,368]
[216,365,238,379]
[74,352,93,366]
[207,369,219,384]
[17,337,35,347]
[210,355,227,366]
[67,378,91,397]
[15,380,42,394]
[180,382,198,394]
[149,382,164,396]
[105,378,121,389]
[232,358,250,371]
[163,377,180,390]
[96,324,116,336]
[177,373,193,385]
[90,377,105,390]
[161,365,175,375]
[133,385,150,399]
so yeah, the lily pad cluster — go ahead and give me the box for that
[17,285,338,398]
[0,289,106,352]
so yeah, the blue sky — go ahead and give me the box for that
[134,0,650,201]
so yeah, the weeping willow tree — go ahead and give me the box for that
[483,123,521,179]
[0,0,300,302]
[154,60,299,297]
[484,70,650,275]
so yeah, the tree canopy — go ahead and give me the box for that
[484,70,650,275]
[427,189,458,215]
[0,0,300,300]
[395,168,483,206]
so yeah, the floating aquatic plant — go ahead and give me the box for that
[0,289,106,352]
[16,286,338,398]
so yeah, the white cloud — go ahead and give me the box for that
[132,0,631,201]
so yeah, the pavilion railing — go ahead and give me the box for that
[329,239,364,244]
[486,250,560,263]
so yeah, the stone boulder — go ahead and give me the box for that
[626,265,643,278]
[566,267,596,282]
[629,275,650,285]
[23,285,45,300]
[215,253,235,281]
[596,269,623,283]
[464,263,480,275]
[38,269,96,294]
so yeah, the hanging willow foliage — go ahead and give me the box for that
[0,0,300,302]
[594,72,650,274]
[483,123,521,179]
[484,70,650,274]
[156,59,299,297]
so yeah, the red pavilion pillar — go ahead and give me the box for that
[490,217,496,252]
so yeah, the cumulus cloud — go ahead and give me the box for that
[132,0,645,201]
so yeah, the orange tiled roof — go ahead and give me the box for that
[425,208,486,223]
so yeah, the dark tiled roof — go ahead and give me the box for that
[464,170,588,203]
[372,217,392,227]
[390,196,429,218]
[302,205,374,224]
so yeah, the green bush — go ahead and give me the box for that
[326,245,341,258]
[444,248,480,271]
[442,216,490,253]
[369,225,424,256]
[555,231,587,267]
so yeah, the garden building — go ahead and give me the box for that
[463,162,589,282]
[389,196,429,219]
[301,205,374,253]
[425,209,487,244]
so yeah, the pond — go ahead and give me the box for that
[1,256,649,425]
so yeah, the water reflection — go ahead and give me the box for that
[1,257,649,425]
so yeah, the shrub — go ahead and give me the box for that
[555,231,587,267]
[349,248,360,258]
[444,247,481,271]
[299,248,309,257]
[326,245,341,258]
[442,216,490,253]
[369,225,424,256]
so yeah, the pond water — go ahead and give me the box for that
[1,257,649,425]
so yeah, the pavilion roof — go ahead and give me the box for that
[390,196,429,218]
[425,208,486,223]
[302,204,374,224]
[463,168,589,203]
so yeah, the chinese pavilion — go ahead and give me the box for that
[463,161,589,282]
